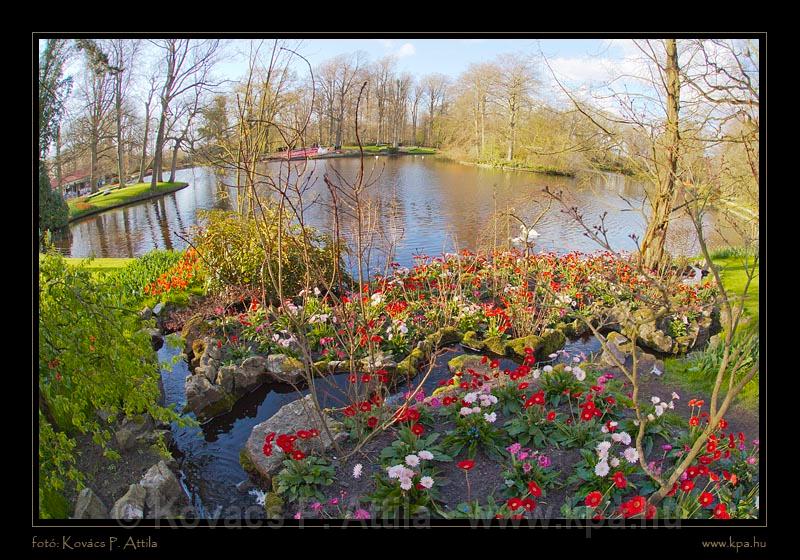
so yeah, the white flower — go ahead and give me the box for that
[668,401,675,410]
[573,366,586,381]
[532,369,541,379]
[648,413,656,421]
[548,353,558,359]
[651,365,662,376]
[387,465,404,479]
[624,447,639,464]
[483,412,497,423]
[596,441,612,459]
[610,457,620,468]
[352,463,363,479]
[405,454,420,467]
[463,393,477,404]
[543,365,553,373]
[313,287,321,296]
[594,460,610,477]
[370,292,384,306]
[572,356,581,363]
[418,450,434,461]
[459,407,474,416]
[619,432,632,446]
[472,407,482,415]
[611,433,623,443]
[564,366,572,372]
[399,478,413,491]
[671,392,680,400]
[419,476,434,489]
[249,488,267,506]
[651,396,661,405]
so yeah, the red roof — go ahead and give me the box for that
[50,169,90,189]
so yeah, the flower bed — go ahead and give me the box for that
[251,346,758,520]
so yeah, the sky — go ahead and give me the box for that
[215,37,638,86]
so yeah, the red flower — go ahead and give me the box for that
[521,497,536,512]
[546,411,556,422]
[518,382,530,390]
[585,491,602,508]
[507,497,523,511]
[367,416,378,428]
[308,429,320,437]
[291,449,306,460]
[359,402,372,413]
[645,504,657,520]
[411,423,424,436]
[686,466,700,479]
[457,460,475,471]
[713,503,730,519]
[620,496,646,518]
[612,471,627,489]
[698,492,714,508]
[343,406,356,417]
[681,480,695,493]
[296,430,312,439]
[262,443,273,457]
[689,417,700,427]
[527,481,542,498]
[276,434,295,453]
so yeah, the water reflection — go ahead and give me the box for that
[55,158,738,265]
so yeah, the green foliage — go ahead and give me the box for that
[274,456,335,503]
[192,209,343,299]
[38,164,69,234]
[505,405,555,449]
[443,412,508,460]
[38,251,182,517]
[378,426,452,467]
[100,250,184,305]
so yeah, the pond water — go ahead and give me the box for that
[54,157,735,265]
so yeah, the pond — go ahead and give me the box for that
[54,156,735,265]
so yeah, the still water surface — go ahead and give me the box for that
[55,157,731,265]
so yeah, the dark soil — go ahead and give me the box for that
[63,431,168,516]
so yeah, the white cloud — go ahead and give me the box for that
[396,42,416,58]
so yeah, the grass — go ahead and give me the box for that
[665,250,760,411]
[63,257,133,272]
[67,181,189,221]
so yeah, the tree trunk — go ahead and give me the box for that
[151,100,168,189]
[640,39,681,271]
[138,113,150,183]
[115,73,126,189]
[168,141,180,183]
[90,142,98,193]
[507,95,517,161]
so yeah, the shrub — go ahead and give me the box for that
[192,210,343,300]
[38,251,181,517]
[38,164,68,235]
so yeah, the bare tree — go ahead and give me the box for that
[422,73,449,147]
[109,39,141,188]
[149,39,221,189]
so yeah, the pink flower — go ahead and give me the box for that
[329,498,339,506]
[522,462,532,474]
[294,511,302,520]
[310,502,322,512]
[354,509,371,520]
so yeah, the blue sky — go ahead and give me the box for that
[216,38,637,84]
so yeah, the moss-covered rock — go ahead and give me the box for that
[505,335,543,360]
[239,448,259,476]
[264,492,284,519]
[431,326,463,346]
[461,331,485,351]
[538,329,567,358]
[396,347,426,377]
[447,354,485,374]
[483,337,508,356]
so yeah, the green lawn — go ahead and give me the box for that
[63,257,133,272]
[339,145,437,155]
[68,181,189,221]
[665,252,760,411]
